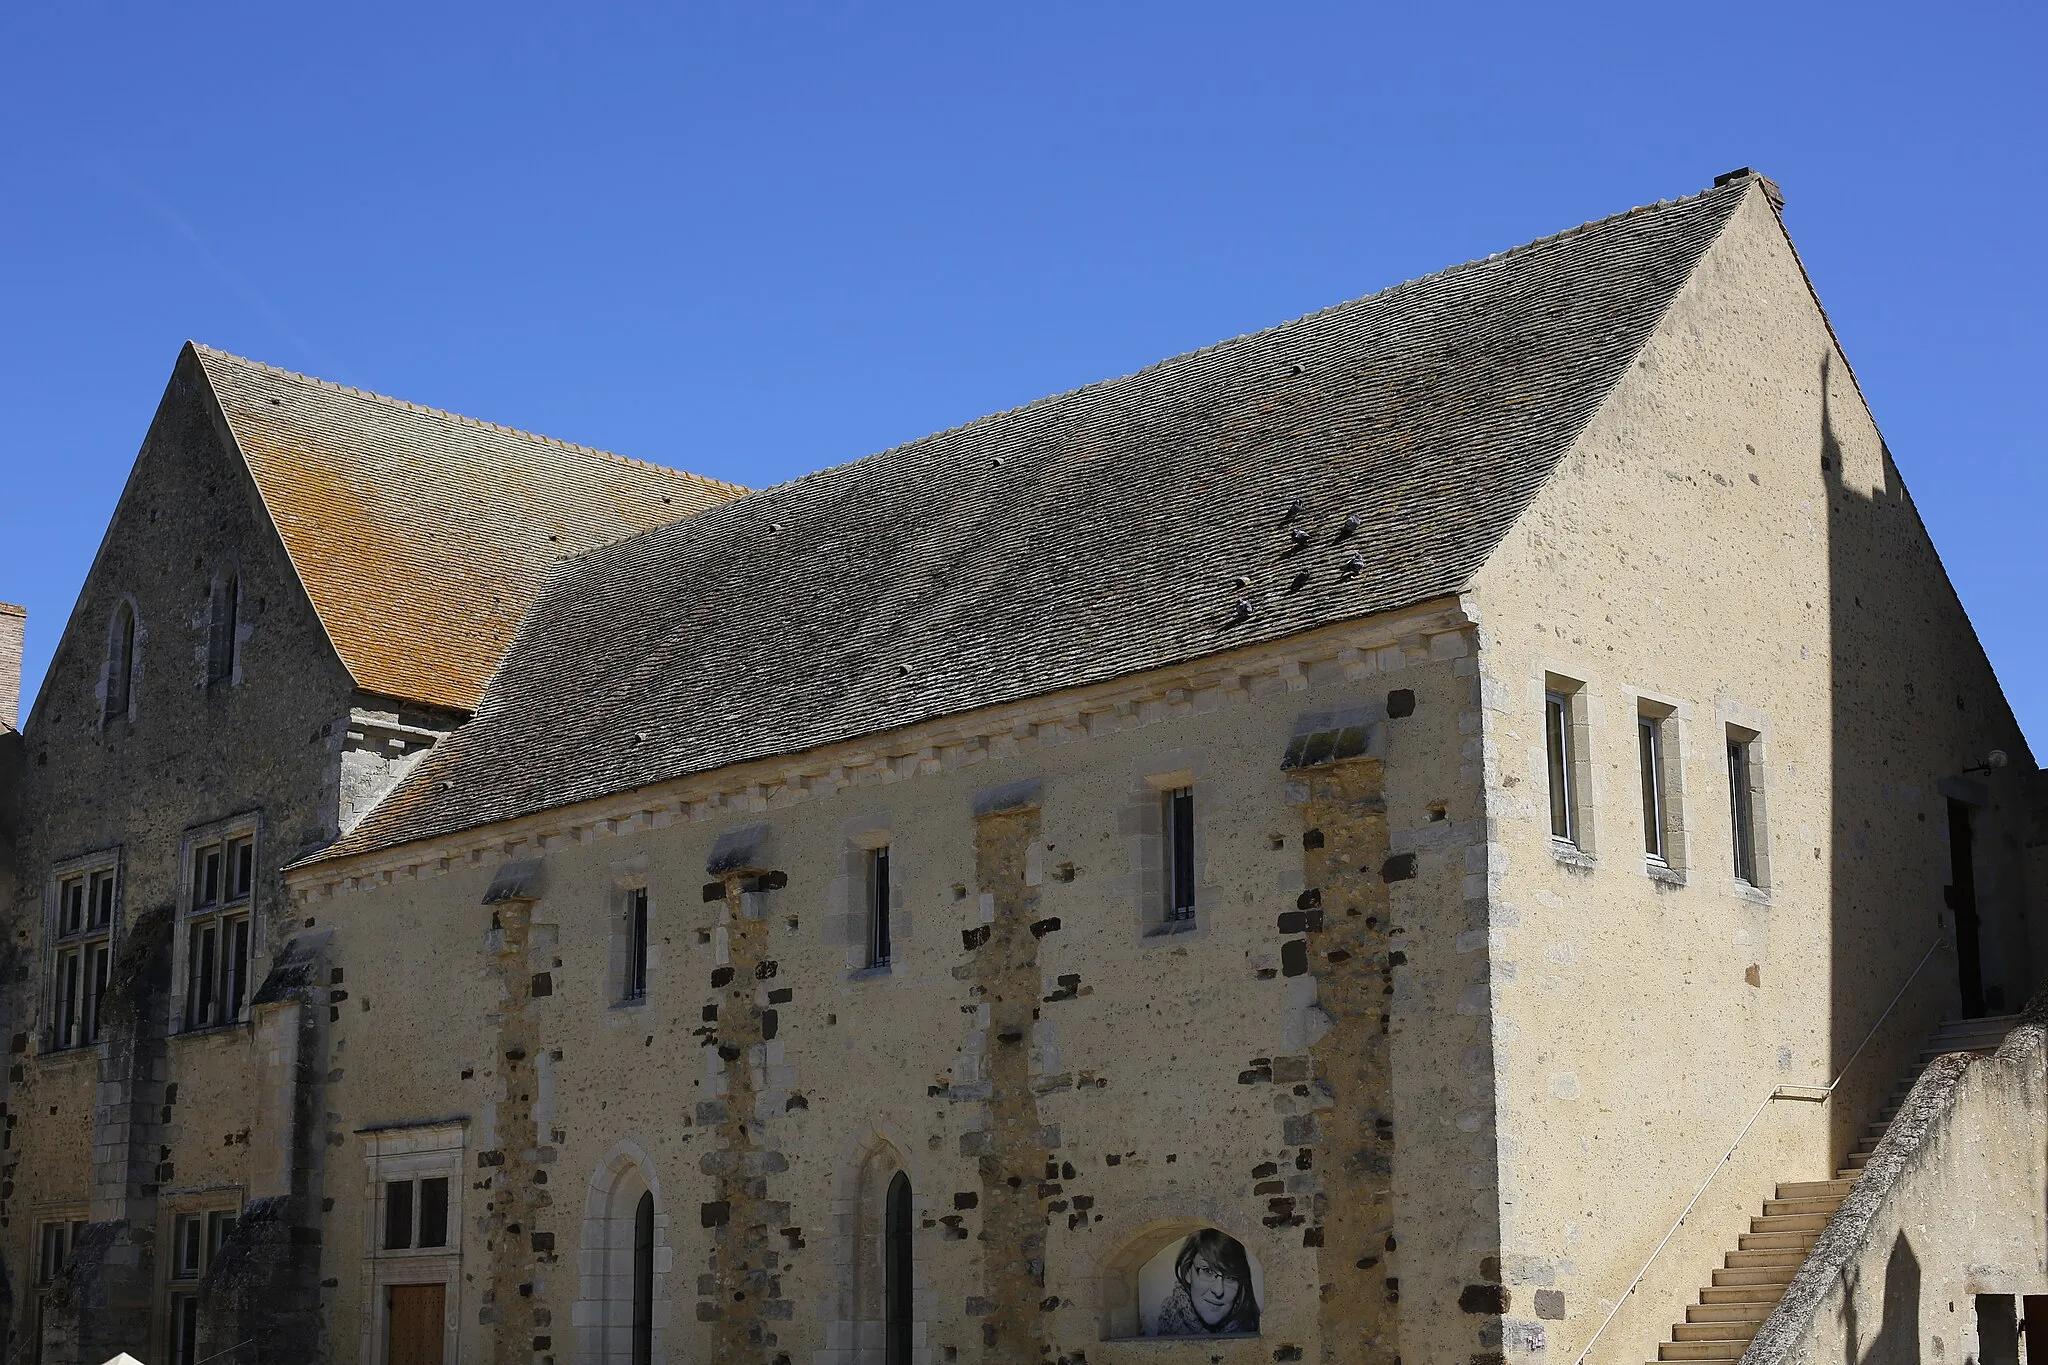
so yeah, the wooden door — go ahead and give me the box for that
[387,1283,446,1365]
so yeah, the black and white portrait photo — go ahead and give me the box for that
[1139,1229,1263,1336]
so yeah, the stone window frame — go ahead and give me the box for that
[1538,671,1600,863]
[356,1120,466,1365]
[609,862,654,1008]
[154,1188,243,1365]
[827,1128,932,1365]
[1718,699,1774,901]
[43,847,122,1054]
[100,593,144,727]
[171,812,263,1037]
[575,1139,674,1365]
[832,815,905,981]
[1631,690,1692,885]
[205,559,246,689]
[1122,750,1219,942]
[30,1204,89,1365]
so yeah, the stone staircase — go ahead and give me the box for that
[1650,1013,2020,1363]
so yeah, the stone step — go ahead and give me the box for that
[1673,1321,1762,1343]
[1751,1213,1831,1234]
[1687,1303,1773,1325]
[1659,1340,1747,1361]
[1776,1179,1855,1200]
[1727,1249,1806,1269]
[1741,1231,1820,1253]
[1843,1152,1873,1171]
[1702,1286,1788,1305]
[1763,1196,1845,1217]
[1714,1266,1796,1288]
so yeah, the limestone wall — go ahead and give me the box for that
[0,348,360,1363]
[1466,182,2039,1365]
[296,614,1490,1365]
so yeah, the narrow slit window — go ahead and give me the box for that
[632,1190,655,1365]
[1164,787,1196,922]
[625,888,649,1001]
[208,572,240,684]
[1728,735,1758,885]
[885,1170,913,1365]
[868,845,892,967]
[105,602,135,722]
[1638,716,1666,862]
[1545,692,1576,845]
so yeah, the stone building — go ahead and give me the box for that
[0,347,739,1363]
[4,172,2044,1365]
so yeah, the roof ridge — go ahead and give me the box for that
[649,174,1754,518]
[188,342,748,496]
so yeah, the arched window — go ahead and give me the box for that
[104,601,136,722]
[844,1140,917,1365]
[885,1172,912,1365]
[632,1190,654,1365]
[208,571,240,684]
[578,1148,664,1365]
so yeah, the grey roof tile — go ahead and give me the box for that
[318,177,1754,862]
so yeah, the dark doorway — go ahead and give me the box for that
[885,1171,913,1365]
[1948,800,1985,1018]
[1977,1294,2019,1365]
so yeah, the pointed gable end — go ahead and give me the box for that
[192,346,744,713]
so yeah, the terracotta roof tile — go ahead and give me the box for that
[194,346,744,711]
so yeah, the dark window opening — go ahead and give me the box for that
[626,888,649,1001]
[1545,692,1576,844]
[417,1177,449,1249]
[1638,715,1667,862]
[1165,788,1196,922]
[885,1171,913,1365]
[1728,736,1758,884]
[208,573,240,684]
[384,1179,415,1251]
[105,603,135,722]
[632,1190,655,1365]
[868,845,893,967]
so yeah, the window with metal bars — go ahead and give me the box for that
[867,845,893,967]
[1163,787,1196,922]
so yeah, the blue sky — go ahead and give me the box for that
[2,3,2041,746]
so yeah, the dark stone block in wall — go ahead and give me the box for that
[1381,853,1418,882]
[701,1201,732,1227]
[1386,689,1415,718]
[1534,1289,1565,1320]
[1459,1284,1510,1314]
[1281,941,1309,976]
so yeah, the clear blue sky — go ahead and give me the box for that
[2,3,2041,747]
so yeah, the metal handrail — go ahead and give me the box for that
[1569,935,1949,1365]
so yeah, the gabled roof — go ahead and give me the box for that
[194,346,744,712]
[323,175,1758,861]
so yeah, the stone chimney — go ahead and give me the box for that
[0,602,24,731]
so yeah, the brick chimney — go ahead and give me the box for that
[0,602,24,731]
